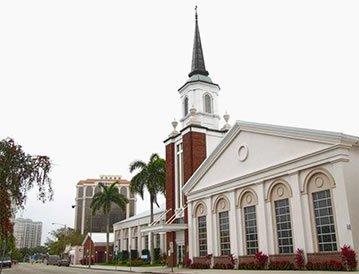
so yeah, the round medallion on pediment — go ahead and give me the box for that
[238,145,249,162]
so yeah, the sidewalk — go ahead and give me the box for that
[71,264,194,273]
[71,264,353,274]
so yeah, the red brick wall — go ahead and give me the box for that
[165,143,176,266]
[182,131,206,263]
[82,237,113,263]
[269,254,296,263]
[307,252,341,263]
[164,130,207,266]
[182,131,207,183]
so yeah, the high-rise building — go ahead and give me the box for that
[74,175,136,235]
[13,218,42,249]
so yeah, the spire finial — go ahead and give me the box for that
[188,6,209,78]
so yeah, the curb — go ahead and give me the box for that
[69,265,172,274]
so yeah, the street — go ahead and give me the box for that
[2,263,132,274]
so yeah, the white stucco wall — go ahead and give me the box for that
[343,147,359,253]
[186,127,358,260]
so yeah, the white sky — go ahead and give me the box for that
[1,0,359,244]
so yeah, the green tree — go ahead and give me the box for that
[45,227,84,256]
[129,153,165,264]
[91,182,128,263]
[0,138,52,273]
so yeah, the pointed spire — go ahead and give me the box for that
[188,6,209,78]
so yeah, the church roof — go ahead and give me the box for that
[188,7,209,78]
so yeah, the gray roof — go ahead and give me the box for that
[114,204,165,225]
[188,8,209,78]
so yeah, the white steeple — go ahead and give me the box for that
[178,7,221,130]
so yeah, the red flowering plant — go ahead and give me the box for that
[229,254,237,269]
[341,245,357,271]
[183,257,192,268]
[295,248,305,270]
[254,251,269,270]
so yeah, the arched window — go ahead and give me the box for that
[120,186,128,198]
[305,170,337,252]
[77,187,84,198]
[85,186,93,197]
[204,94,212,114]
[183,97,189,116]
[195,202,207,256]
[214,196,231,255]
[238,189,258,255]
[267,180,293,254]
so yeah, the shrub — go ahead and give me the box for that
[130,249,138,260]
[153,248,161,263]
[191,262,210,269]
[306,260,344,271]
[119,250,129,261]
[183,257,192,268]
[295,248,305,270]
[159,253,167,265]
[79,257,94,265]
[229,254,237,268]
[213,262,234,269]
[238,262,258,270]
[268,260,295,270]
[255,251,269,269]
[341,245,357,271]
[126,258,144,266]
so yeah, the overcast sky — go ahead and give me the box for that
[1,0,359,244]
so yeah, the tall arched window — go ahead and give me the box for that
[204,94,213,114]
[305,170,337,252]
[215,197,231,255]
[120,186,128,198]
[183,97,189,116]
[85,186,93,197]
[195,202,208,256]
[239,189,258,255]
[267,180,293,254]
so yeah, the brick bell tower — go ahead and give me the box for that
[164,7,229,267]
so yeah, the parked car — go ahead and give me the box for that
[57,259,70,267]
[0,257,12,268]
[44,255,60,265]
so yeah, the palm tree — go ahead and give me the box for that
[129,153,166,264]
[91,182,128,263]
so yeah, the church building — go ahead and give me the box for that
[115,9,359,268]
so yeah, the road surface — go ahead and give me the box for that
[2,263,132,273]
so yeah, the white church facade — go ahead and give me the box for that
[183,121,359,264]
[114,8,359,268]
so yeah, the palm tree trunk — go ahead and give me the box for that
[106,214,110,264]
[150,195,154,264]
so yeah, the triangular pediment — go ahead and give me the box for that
[183,121,358,195]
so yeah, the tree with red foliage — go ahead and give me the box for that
[341,245,357,271]
[254,251,269,270]
[295,248,305,270]
[0,138,53,273]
